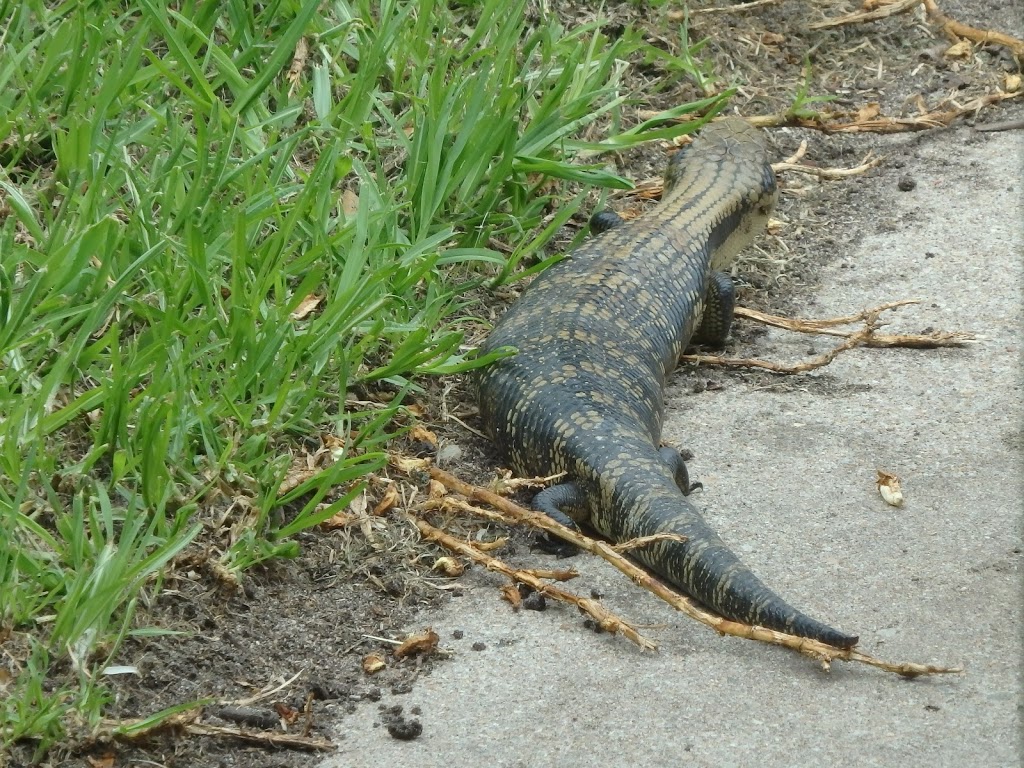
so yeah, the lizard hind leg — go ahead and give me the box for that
[691,271,736,348]
[658,446,702,495]
[532,481,588,556]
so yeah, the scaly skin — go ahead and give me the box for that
[477,118,858,649]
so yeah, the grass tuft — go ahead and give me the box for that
[0,0,722,753]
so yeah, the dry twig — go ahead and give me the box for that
[781,140,809,165]
[735,302,975,347]
[519,566,580,581]
[225,669,306,708]
[922,0,1024,57]
[684,329,871,373]
[686,0,782,14]
[773,153,882,179]
[750,91,1022,133]
[97,711,335,752]
[974,117,1024,132]
[681,300,974,374]
[171,723,334,751]
[809,0,923,30]
[426,468,961,677]
[738,299,917,330]
[489,470,566,494]
[809,0,1024,59]
[412,514,658,651]
[430,494,683,571]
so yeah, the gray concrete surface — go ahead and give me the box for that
[322,128,1022,768]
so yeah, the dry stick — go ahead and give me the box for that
[412,514,658,651]
[490,471,567,493]
[301,691,316,738]
[520,566,580,580]
[734,304,975,346]
[682,302,973,374]
[430,495,685,574]
[974,117,1024,132]
[687,0,781,14]
[808,0,923,30]
[773,154,883,179]
[92,671,334,752]
[738,300,920,330]
[749,111,940,132]
[98,713,335,752]
[781,140,809,165]
[174,723,334,752]
[922,0,1024,57]
[895,92,1023,133]
[810,0,1024,58]
[683,331,868,374]
[749,91,1022,133]
[227,668,306,708]
[427,467,962,677]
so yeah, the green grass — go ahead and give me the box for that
[0,0,724,756]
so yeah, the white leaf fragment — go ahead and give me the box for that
[876,469,905,507]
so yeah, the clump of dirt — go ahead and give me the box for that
[16,2,1019,766]
[377,703,423,741]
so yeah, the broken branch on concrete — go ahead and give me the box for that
[424,467,962,677]
[412,513,658,651]
[680,300,974,374]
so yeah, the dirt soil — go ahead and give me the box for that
[15,1,1021,766]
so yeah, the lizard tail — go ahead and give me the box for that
[642,512,860,649]
[593,449,859,649]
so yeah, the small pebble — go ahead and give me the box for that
[523,592,547,611]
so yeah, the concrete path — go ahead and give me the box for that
[322,128,1022,768]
